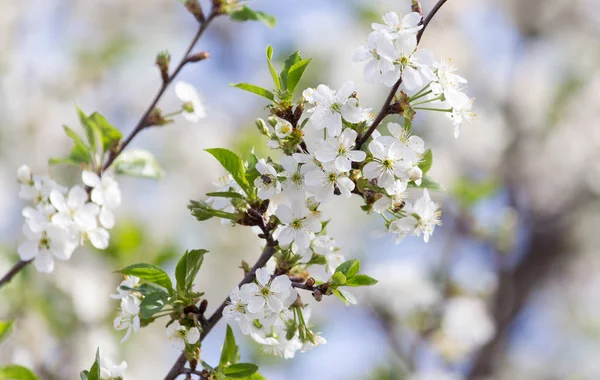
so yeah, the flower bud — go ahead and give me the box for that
[267,117,278,127]
[186,51,210,63]
[184,0,205,23]
[17,165,32,184]
[156,51,171,83]
[411,0,423,17]
[255,118,271,137]
[305,277,315,288]
[312,289,323,302]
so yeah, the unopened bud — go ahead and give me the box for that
[256,118,271,137]
[156,51,171,83]
[145,108,172,127]
[186,51,210,63]
[305,277,315,288]
[411,0,423,17]
[184,0,205,23]
[267,116,278,127]
[312,289,323,302]
[199,299,208,314]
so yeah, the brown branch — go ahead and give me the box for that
[355,0,450,148]
[164,231,278,380]
[0,10,219,291]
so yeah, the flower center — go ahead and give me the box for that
[291,219,303,229]
[259,287,272,297]
[382,159,394,169]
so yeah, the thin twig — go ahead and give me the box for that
[355,0,450,148]
[0,11,218,291]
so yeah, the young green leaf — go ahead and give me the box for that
[113,149,165,179]
[0,320,13,344]
[80,370,89,380]
[265,46,280,90]
[89,112,123,153]
[344,274,378,287]
[408,175,444,191]
[230,6,276,28]
[116,263,174,293]
[50,126,92,166]
[335,288,357,305]
[188,200,216,222]
[77,108,99,154]
[219,325,238,369]
[279,51,301,91]
[285,58,311,94]
[88,348,101,380]
[139,291,169,319]
[331,271,347,286]
[230,83,275,101]
[205,192,245,199]
[418,149,433,175]
[335,259,360,278]
[175,249,208,295]
[222,363,259,378]
[0,365,40,380]
[205,148,252,196]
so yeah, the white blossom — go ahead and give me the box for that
[412,189,442,243]
[223,286,255,335]
[113,295,141,343]
[18,224,78,273]
[110,276,140,300]
[166,320,201,351]
[253,159,281,200]
[279,155,306,200]
[274,118,293,139]
[305,162,355,203]
[100,357,127,380]
[275,202,322,249]
[16,165,32,184]
[353,31,399,86]
[304,82,363,137]
[363,140,417,192]
[315,128,366,171]
[373,180,409,214]
[50,186,99,232]
[243,268,293,314]
[447,91,475,138]
[175,81,207,122]
[372,11,423,38]
[82,171,121,210]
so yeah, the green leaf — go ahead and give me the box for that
[205,192,245,200]
[116,263,173,293]
[335,288,357,305]
[418,149,433,175]
[219,325,238,369]
[345,274,378,287]
[223,363,259,378]
[87,348,101,380]
[331,271,346,285]
[205,148,252,196]
[79,370,89,380]
[113,149,165,179]
[230,6,276,28]
[139,290,169,319]
[175,249,208,295]
[188,200,215,222]
[77,108,99,154]
[0,365,39,380]
[265,46,280,90]
[335,259,360,278]
[279,51,301,91]
[50,126,92,166]
[230,83,275,101]
[452,177,499,208]
[0,320,13,344]
[409,175,444,191]
[285,58,311,94]
[243,374,266,380]
[89,112,123,153]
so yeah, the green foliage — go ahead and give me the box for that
[113,149,165,179]
[222,363,259,378]
[229,6,276,28]
[0,365,39,380]
[205,148,253,196]
[88,112,123,153]
[418,149,433,175]
[205,192,245,199]
[0,320,13,344]
[219,325,239,368]
[139,290,169,319]
[408,175,444,191]
[79,348,100,380]
[452,177,499,208]
[214,325,261,379]
[175,249,208,296]
[328,260,378,305]
[266,46,280,90]
[229,83,275,101]
[116,263,174,294]
[49,126,92,166]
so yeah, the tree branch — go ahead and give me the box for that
[0,10,219,291]
[164,234,278,380]
[355,0,450,148]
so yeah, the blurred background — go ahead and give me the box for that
[1,0,600,379]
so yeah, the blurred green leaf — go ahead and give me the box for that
[230,6,276,28]
[139,290,169,319]
[113,149,165,179]
[334,288,357,305]
[418,149,433,175]
[335,259,360,278]
[49,126,92,166]
[205,192,245,199]
[345,274,378,287]
[223,363,259,378]
[116,263,173,293]
[285,59,311,95]
[175,249,208,295]
[87,348,100,380]
[89,112,123,153]
[0,365,39,380]
[230,83,275,101]
[452,177,498,208]
[77,108,99,154]
[0,320,13,344]
[408,176,443,191]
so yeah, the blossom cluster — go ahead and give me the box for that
[16,166,120,273]
[354,11,475,137]
[111,276,142,343]
[224,268,325,358]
